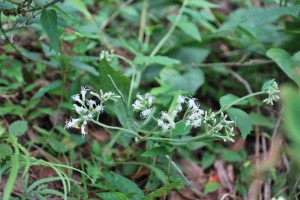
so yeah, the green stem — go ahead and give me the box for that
[216,91,266,115]
[90,119,140,138]
[150,0,189,57]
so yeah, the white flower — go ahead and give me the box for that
[157,119,164,126]
[140,108,152,118]
[87,99,96,107]
[132,100,142,111]
[72,94,83,104]
[147,95,155,106]
[81,123,88,136]
[162,123,170,131]
[74,104,87,115]
[177,95,185,104]
[95,104,104,113]
[188,98,197,109]
[65,117,80,129]
[80,86,89,100]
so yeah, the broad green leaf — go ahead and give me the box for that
[160,67,205,95]
[66,0,94,23]
[9,120,28,136]
[282,86,300,145]
[262,79,275,91]
[220,149,242,162]
[266,48,300,86]
[134,55,180,66]
[141,147,171,157]
[41,9,60,54]
[249,113,274,129]
[177,21,201,42]
[96,192,129,200]
[104,172,144,200]
[0,2,15,10]
[201,152,215,170]
[227,108,252,139]
[143,182,183,200]
[219,94,248,109]
[170,47,210,64]
[95,59,135,131]
[0,144,13,159]
[187,0,219,8]
[204,182,221,194]
[32,80,62,100]
[171,122,192,136]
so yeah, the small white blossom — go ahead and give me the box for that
[80,86,89,100]
[132,100,143,111]
[81,123,88,137]
[177,95,185,104]
[95,104,104,113]
[188,98,197,109]
[65,117,80,129]
[140,108,152,118]
[74,104,87,115]
[72,94,83,104]
[87,99,96,107]
[157,119,164,126]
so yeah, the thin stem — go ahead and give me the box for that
[150,0,189,57]
[216,91,266,114]
[128,68,136,109]
[138,0,148,43]
[182,59,274,68]
[22,0,62,13]
[107,74,126,104]
[90,119,140,137]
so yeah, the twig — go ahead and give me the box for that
[227,68,253,94]
[184,59,274,68]
[22,0,63,13]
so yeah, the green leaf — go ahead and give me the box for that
[282,86,300,145]
[9,120,28,136]
[160,67,205,95]
[204,182,221,194]
[249,113,274,129]
[227,108,252,139]
[143,181,183,200]
[171,121,192,136]
[32,80,62,100]
[134,55,180,66]
[219,94,248,109]
[266,48,300,86]
[177,21,201,42]
[95,59,135,131]
[262,79,275,91]
[41,9,60,54]
[0,2,15,10]
[220,149,242,162]
[96,192,129,200]
[141,147,171,157]
[0,144,13,159]
[103,172,144,200]
[201,152,215,170]
[187,0,219,8]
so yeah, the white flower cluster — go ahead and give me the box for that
[263,81,280,105]
[203,110,235,142]
[65,86,120,137]
[100,49,114,62]
[185,98,204,128]
[132,93,155,119]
